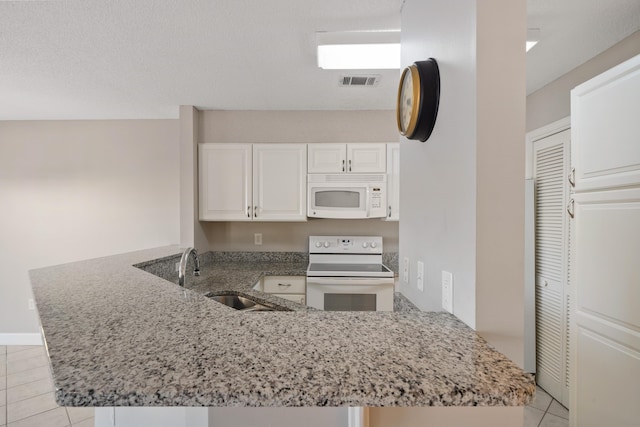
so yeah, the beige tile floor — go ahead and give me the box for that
[0,345,94,427]
[1,344,569,427]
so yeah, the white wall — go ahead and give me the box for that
[0,120,180,338]
[198,110,399,252]
[398,0,525,361]
[399,0,478,326]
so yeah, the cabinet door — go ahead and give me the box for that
[307,144,346,173]
[385,143,400,221]
[347,143,387,173]
[199,144,252,221]
[253,144,307,221]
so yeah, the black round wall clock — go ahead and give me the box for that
[396,58,440,142]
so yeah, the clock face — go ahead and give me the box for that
[399,69,414,133]
[396,65,420,137]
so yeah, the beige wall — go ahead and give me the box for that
[197,110,399,252]
[0,120,180,338]
[475,0,526,366]
[527,30,640,132]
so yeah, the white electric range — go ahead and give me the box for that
[306,236,394,311]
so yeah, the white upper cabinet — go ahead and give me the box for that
[252,144,307,221]
[199,143,252,221]
[199,143,307,221]
[385,143,400,221]
[308,143,386,174]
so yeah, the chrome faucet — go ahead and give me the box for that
[178,247,200,287]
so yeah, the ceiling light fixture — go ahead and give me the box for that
[316,30,401,70]
[526,28,540,52]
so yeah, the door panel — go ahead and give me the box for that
[572,56,640,191]
[253,144,307,221]
[574,190,640,331]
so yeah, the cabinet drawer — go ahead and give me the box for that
[273,293,306,305]
[263,276,306,294]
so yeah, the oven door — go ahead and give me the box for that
[306,277,394,311]
[307,184,368,219]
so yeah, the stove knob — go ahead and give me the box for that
[362,242,369,248]
[315,242,322,248]
[323,241,330,248]
[370,242,377,249]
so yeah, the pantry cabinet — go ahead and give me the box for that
[199,143,307,221]
[307,143,386,174]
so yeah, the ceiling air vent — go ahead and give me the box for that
[339,75,380,87]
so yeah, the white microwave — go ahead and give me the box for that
[307,174,387,219]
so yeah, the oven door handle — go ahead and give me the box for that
[307,277,393,286]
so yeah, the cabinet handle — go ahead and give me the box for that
[348,159,352,172]
[254,206,258,217]
[342,159,345,172]
[278,283,292,287]
[247,206,250,218]
[567,199,575,219]
[388,205,392,218]
[568,167,576,187]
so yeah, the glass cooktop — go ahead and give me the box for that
[306,263,394,277]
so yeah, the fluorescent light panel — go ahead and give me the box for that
[316,30,400,70]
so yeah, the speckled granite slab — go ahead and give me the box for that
[29,246,534,407]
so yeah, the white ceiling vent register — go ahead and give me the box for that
[339,75,380,87]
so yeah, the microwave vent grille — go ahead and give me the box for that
[321,174,386,182]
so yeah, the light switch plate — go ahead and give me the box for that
[402,257,409,283]
[416,261,424,291]
[442,270,453,313]
[254,233,263,245]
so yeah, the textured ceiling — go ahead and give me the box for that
[0,0,639,120]
[526,0,640,94]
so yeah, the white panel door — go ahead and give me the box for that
[570,54,640,427]
[253,144,307,221]
[199,144,252,221]
[307,143,346,173]
[347,143,387,173]
[385,143,400,221]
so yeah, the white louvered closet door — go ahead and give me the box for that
[533,128,571,407]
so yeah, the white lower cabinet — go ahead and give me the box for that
[255,276,306,305]
[199,143,307,221]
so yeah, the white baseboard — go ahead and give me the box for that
[0,333,43,346]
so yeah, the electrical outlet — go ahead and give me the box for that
[416,261,424,292]
[28,299,35,310]
[442,270,453,313]
[402,257,409,283]
[175,262,180,272]
[254,233,263,245]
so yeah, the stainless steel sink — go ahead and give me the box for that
[206,294,287,312]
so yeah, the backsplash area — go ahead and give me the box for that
[135,250,399,283]
[200,220,399,252]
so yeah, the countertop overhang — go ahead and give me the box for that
[29,245,534,407]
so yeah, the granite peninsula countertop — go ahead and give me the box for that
[29,245,534,407]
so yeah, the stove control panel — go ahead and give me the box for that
[309,236,383,254]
